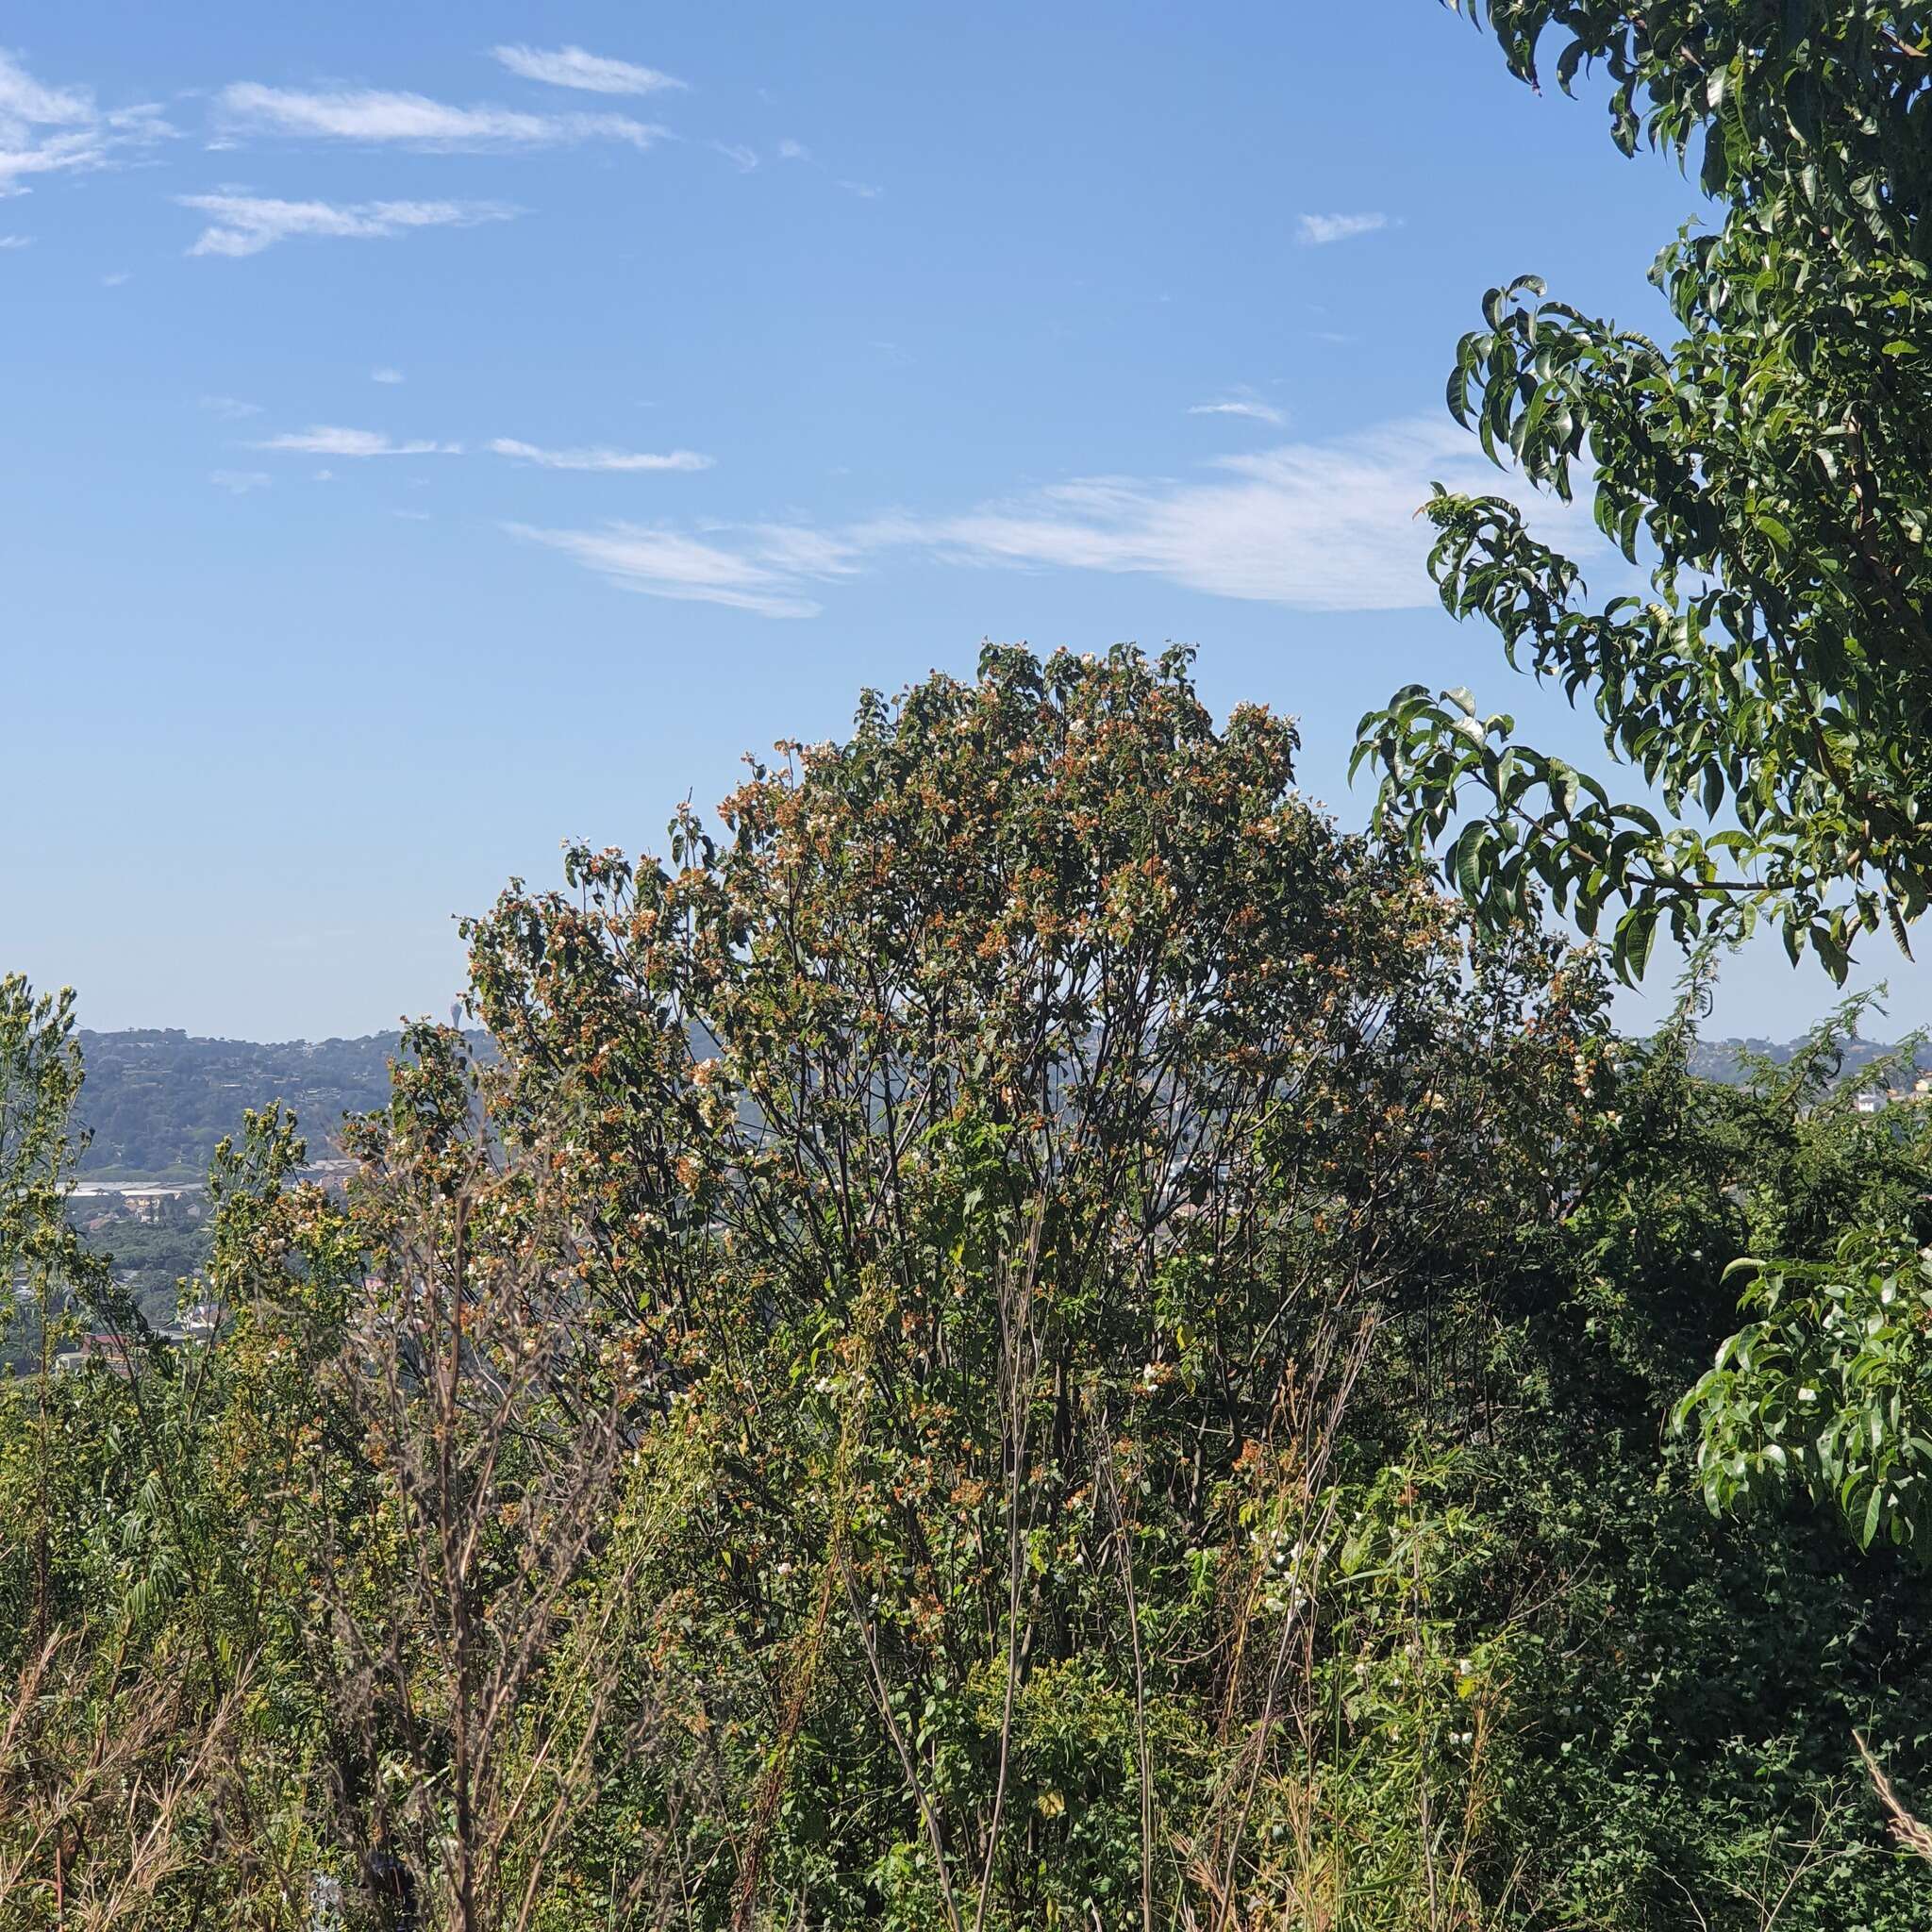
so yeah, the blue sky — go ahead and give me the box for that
[5,2,1924,1042]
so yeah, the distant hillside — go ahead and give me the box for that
[66,1025,1923,1181]
[72,1030,470,1179]
[1685,1035,1929,1088]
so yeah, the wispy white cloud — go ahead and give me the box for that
[0,53,89,128]
[1297,211,1388,246]
[0,232,30,247]
[255,425,462,458]
[508,520,858,618]
[872,420,1590,610]
[217,81,666,151]
[0,50,170,197]
[490,439,712,474]
[508,418,1607,620]
[840,179,883,200]
[100,269,129,287]
[491,44,686,96]
[179,192,515,258]
[712,141,758,173]
[210,470,271,495]
[1189,393,1284,426]
[371,366,405,384]
[200,393,262,418]
[776,138,809,161]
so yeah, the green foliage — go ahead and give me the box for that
[1669,994,1932,1584]
[1345,7,1932,1685]
[0,974,89,1292]
[1680,1221,1932,1556]
[8,654,1932,1926]
[1357,2,1932,979]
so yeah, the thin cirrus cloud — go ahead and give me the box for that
[178,192,515,258]
[1297,210,1389,245]
[490,439,713,474]
[255,425,462,458]
[507,418,1607,621]
[0,49,170,196]
[712,141,758,174]
[215,81,667,152]
[506,522,860,620]
[1189,395,1285,426]
[252,430,711,469]
[491,44,686,96]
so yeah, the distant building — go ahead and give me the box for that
[54,1332,139,1379]
[1852,1082,1932,1114]
[68,1180,207,1223]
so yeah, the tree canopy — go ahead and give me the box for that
[1357,0,1932,981]
[8,652,1932,1928]
[1346,0,1932,1692]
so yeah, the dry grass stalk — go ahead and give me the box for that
[1857,1730,1932,1865]
[0,1634,255,1931]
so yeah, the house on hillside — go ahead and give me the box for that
[54,1332,140,1379]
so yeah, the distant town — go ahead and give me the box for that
[1855,1075,1932,1114]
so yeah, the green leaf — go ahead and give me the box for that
[1860,1482,1884,1551]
